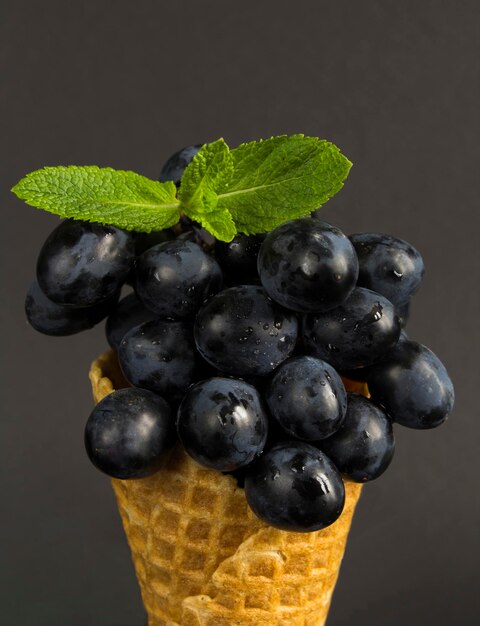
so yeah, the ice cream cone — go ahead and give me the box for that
[89,350,366,626]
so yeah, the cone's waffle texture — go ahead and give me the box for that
[90,351,367,626]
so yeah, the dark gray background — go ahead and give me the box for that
[1,1,479,624]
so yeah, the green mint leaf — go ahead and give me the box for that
[193,207,236,241]
[216,135,352,234]
[178,138,236,241]
[179,138,233,212]
[12,166,180,232]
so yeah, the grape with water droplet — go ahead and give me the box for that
[266,355,347,440]
[177,377,269,470]
[320,393,395,481]
[302,287,401,370]
[245,442,345,531]
[194,285,298,377]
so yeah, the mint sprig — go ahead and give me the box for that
[12,135,351,241]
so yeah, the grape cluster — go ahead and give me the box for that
[26,146,455,533]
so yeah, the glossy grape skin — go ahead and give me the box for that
[85,387,172,479]
[25,280,118,336]
[215,234,265,284]
[340,329,410,384]
[134,229,174,256]
[244,442,345,532]
[367,340,455,429]
[194,285,298,377]
[123,228,174,288]
[349,233,424,308]
[37,220,134,307]
[176,226,216,250]
[266,356,347,441]
[134,240,223,319]
[320,393,395,482]
[124,231,174,288]
[177,378,268,471]
[396,299,411,328]
[159,144,202,185]
[118,319,197,403]
[398,329,409,343]
[303,287,401,370]
[105,292,157,350]
[258,218,359,313]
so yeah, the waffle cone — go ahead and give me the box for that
[89,350,366,626]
